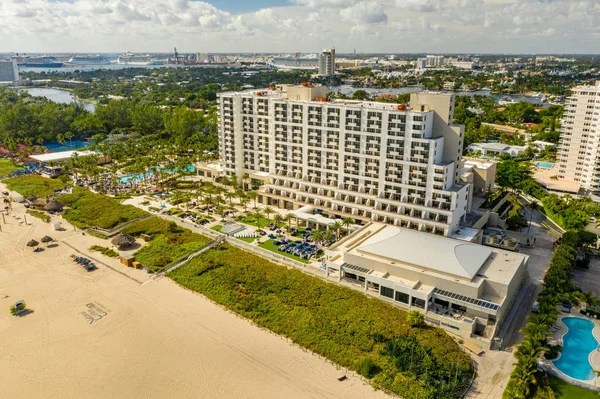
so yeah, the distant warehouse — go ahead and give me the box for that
[326,223,528,349]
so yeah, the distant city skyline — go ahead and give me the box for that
[2,0,599,54]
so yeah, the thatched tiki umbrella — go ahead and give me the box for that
[27,239,39,251]
[111,233,136,249]
[33,198,48,210]
[41,236,53,246]
[44,200,63,212]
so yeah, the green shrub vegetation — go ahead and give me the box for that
[122,217,210,271]
[497,159,599,230]
[503,231,591,398]
[26,210,50,223]
[169,244,473,399]
[3,175,68,198]
[0,159,23,177]
[89,245,119,258]
[57,186,147,229]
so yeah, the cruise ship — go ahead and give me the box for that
[117,52,162,66]
[14,56,63,68]
[67,55,111,65]
[268,53,318,70]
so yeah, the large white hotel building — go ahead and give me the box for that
[557,80,600,191]
[218,85,471,236]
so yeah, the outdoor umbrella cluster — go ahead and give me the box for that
[111,233,136,249]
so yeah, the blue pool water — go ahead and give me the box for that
[553,317,599,380]
[118,165,196,184]
[45,140,89,152]
[536,161,554,169]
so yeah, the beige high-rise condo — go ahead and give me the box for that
[218,85,471,236]
[557,80,600,191]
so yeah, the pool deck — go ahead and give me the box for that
[549,313,600,387]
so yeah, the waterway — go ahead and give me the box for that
[16,88,96,112]
[330,84,551,106]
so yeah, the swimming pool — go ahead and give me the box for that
[45,140,89,152]
[553,317,599,380]
[536,161,555,169]
[118,165,196,184]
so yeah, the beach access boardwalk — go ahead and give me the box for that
[88,214,153,238]
[160,235,226,276]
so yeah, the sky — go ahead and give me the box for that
[1,0,599,54]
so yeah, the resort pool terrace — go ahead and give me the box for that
[118,165,196,184]
[536,161,555,169]
[553,317,599,381]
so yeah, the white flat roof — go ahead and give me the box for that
[31,150,96,163]
[356,226,493,279]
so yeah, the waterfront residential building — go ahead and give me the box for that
[0,59,19,83]
[218,85,471,236]
[556,81,600,191]
[326,223,529,348]
[318,49,335,76]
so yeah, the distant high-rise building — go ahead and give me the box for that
[426,55,444,68]
[557,80,600,191]
[318,49,335,76]
[0,59,19,83]
[196,53,209,63]
[416,58,427,70]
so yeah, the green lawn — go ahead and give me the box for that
[259,239,310,264]
[0,159,23,177]
[3,175,68,198]
[168,244,473,399]
[549,376,600,399]
[212,224,256,242]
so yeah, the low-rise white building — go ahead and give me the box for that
[467,143,526,158]
[326,223,528,347]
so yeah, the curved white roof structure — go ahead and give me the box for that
[357,226,493,279]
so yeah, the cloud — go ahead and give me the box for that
[396,0,441,13]
[293,0,361,7]
[340,1,387,24]
[0,0,598,53]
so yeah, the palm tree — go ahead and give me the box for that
[312,230,323,246]
[273,214,283,228]
[519,321,551,342]
[331,221,343,241]
[324,229,335,244]
[254,209,263,229]
[247,191,258,209]
[527,200,538,234]
[263,206,274,222]
[224,191,235,206]
[581,292,595,311]
[342,216,354,236]
[242,173,250,191]
[240,198,249,212]
[406,311,425,327]
[283,214,292,230]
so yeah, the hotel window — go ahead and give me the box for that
[395,291,409,304]
[381,286,394,299]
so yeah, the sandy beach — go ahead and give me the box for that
[0,198,386,399]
